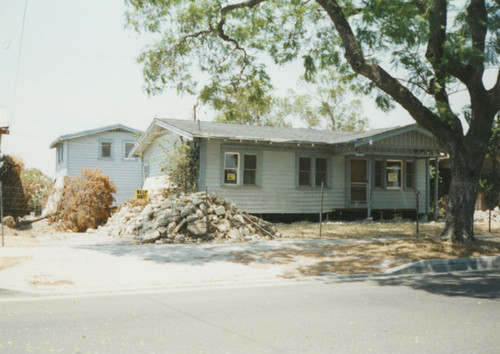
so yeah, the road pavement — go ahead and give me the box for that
[1,270,499,353]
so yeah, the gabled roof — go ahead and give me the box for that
[132,118,439,156]
[50,124,141,148]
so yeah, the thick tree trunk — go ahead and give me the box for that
[441,157,482,243]
[440,134,490,243]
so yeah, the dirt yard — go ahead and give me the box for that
[1,219,499,276]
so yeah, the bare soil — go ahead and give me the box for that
[1,219,499,276]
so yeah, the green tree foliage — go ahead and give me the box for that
[161,139,199,193]
[126,0,500,243]
[284,69,369,131]
[20,168,53,215]
[50,169,116,232]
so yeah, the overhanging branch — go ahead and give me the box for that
[315,0,461,146]
[216,0,268,73]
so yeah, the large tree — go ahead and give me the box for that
[126,0,500,243]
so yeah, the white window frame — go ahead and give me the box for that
[386,160,403,189]
[223,152,240,185]
[123,141,135,160]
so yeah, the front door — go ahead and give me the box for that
[350,158,367,204]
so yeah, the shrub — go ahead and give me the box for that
[0,155,28,218]
[50,169,116,232]
[21,168,53,215]
[161,139,199,193]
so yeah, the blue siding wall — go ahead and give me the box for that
[64,131,142,205]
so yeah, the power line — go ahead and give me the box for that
[10,0,29,127]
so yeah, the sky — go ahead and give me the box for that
[1,0,417,178]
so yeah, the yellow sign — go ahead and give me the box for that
[227,173,236,181]
[388,173,398,182]
[135,189,149,200]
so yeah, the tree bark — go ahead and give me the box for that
[441,142,485,242]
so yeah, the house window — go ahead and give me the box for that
[243,154,257,185]
[124,142,135,159]
[374,160,384,188]
[315,157,328,187]
[386,160,402,189]
[224,152,239,184]
[57,144,64,163]
[299,157,312,187]
[100,141,112,158]
[350,158,367,203]
[405,161,415,188]
[298,156,328,187]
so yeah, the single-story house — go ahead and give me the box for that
[132,118,446,219]
[50,124,143,205]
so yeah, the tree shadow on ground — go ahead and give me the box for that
[369,270,500,300]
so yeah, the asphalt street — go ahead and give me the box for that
[1,270,499,353]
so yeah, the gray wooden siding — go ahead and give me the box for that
[143,132,178,178]
[371,130,441,150]
[203,140,430,214]
[204,140,345,213]
[65,131,142,205]
[370,158,427,213]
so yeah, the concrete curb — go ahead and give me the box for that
[384,255,500,275]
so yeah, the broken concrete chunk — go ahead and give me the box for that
[214,206,226,216]
[187,221,207,237]
[141,230,161,243]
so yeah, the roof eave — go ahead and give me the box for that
[50,123,141,149]
[130,119,194,157]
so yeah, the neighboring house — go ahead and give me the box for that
[0,107,9,153]
[132,118,446,219]
[50,124,143,205]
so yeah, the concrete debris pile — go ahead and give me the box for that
[98,192,280,244]
[474,207,500,223]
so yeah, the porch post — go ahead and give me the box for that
[434,157,439,221]
[425,158,430,218]
[367,158,372,219]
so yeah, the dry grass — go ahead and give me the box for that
[222,221,500,277]
[0,256,32,271]
[225,236,500,277]
[28,274,74,287]
[277,220,500,239]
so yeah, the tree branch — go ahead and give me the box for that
[488,69,500,114]
[315,0,461,148]
[171,27,214,52]
[216,0,267,73]
[425,0,450,106]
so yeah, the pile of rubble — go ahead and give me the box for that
[474,207,500,224]
[98,191,280,244]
